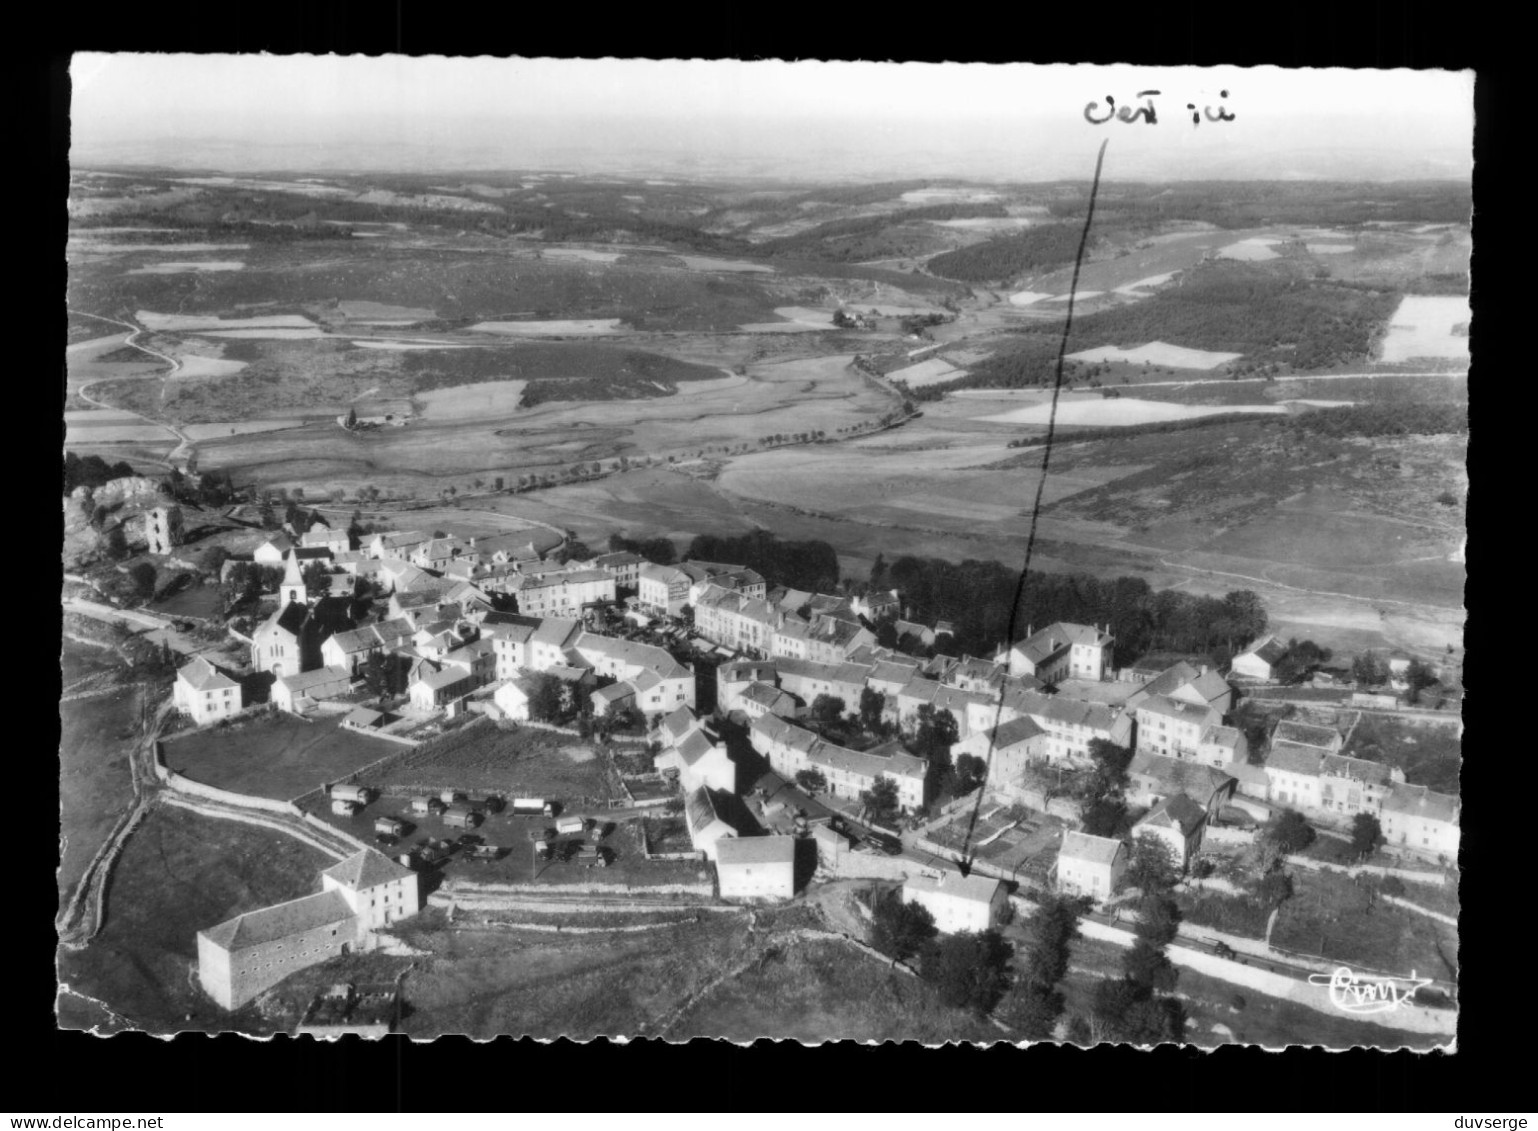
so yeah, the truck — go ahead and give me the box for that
[330,783,373,806]
[555,816,585,836]
[374,816,406,838]
[512,798,555,817]
[331,798,360,817]
[443,806,483,830]
[575,843,608,868]
[410,796,447,817]
[440,790,466,806]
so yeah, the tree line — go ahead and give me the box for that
[869,555,1267,669]
[684,530,841,594]
[925,224,1087,283]
[64,452,138,494]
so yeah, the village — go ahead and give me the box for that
[60,474,1461,1039]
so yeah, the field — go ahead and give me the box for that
[669,933,999,1042]
[162,713,404,802]
[365,719,617,801]
[1065,342,1243,369]
[973,396,1288,427]
[1269,868,1459,982]
[1378,295,1471,364]
[58,645,141,911]
[56,803,333,1034]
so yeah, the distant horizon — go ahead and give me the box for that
[69,57,1474,185]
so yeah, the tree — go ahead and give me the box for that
[954,753,988,795]
[859,686,888,735]
[860,776,901,828]
[348,509,366,542]
[1351,812,1383,860]
[914,704,959,795]
[203,545,231,576]
[129,562,158,599]
[528,674,566,723]
[104,525,129,561]
[258,500,278,530]
[361,652,396,699]
[1351,650,1391,687]
[920,929,1014,1015]
[869,888,937,962]
[344,405,358,429]
[1263,808,1315,855]
[810,694,846,727]
[795,768,827,793]
[301,560,331,595]
[1077,738,1134,837]
[1404,659,1440,704]
[1253,870,1293,908]
[1005,986,1065,1040]
[1125,834,1181,894]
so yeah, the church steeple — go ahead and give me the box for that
[282,549,307,606]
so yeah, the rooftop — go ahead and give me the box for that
[1137,792,1208,836]
[1059,829,1124,867]
[201,889,355,952]
[905,870,1003,905]
[178,655,239,693]
[715,834,796,867]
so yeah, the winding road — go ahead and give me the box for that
[68,309,197,468]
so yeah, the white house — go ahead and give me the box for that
[714,835,796,902]
[197,848,418,1011]
[1379,784,1460,860]
[271,666,354,714]
[172,657,243,725]
[902,872,1007,934]
[493,676,539,721]
[655,716,736,793]
[1134,695,1223,761]
[1230,635,1289,683]
[1001,622,1114,683]
[515,568,616,618]
[685,786,737,861]
[409,666,478,712]
[1132,793,1208,870]
[1056,830,1127,900]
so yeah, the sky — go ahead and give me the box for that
[69,56,1475,181]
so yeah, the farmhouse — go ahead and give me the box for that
[300,527,352,555]
[1127,752,1237,822]
[685,786,737,861]
[1195,725,1248,768]
[320,626,386,675]
[717,660,780,713]
[252,534,295,564]
[572,632,695,715]
[590,680,636,717]
[656,715,736,793]
[378,559,434,595]
[1133,793,1209,869]
[1125,661,1235,717]
[803,616,876,666]
[902,871,1007,934]
[493,676,541,722]
[736,681,798,722]
[1379,784,1461,859]
[1056,830,1127,900]
[529,617,583,670]
[1133,695,1222,761]
[197,848,419,1011]
[409,666,479,712]
[952,716,1047,799]
[1231,635,1288,683]
[1001,623,1114,684]
[172,657,244,725]
[714,835,797,902]
[271,666,355,714]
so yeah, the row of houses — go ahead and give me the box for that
[749,713,927,815]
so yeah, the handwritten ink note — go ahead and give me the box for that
[1085,89,1234,127]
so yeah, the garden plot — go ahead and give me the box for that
[1216,238,1284,261]
[1113,272,1176,295]
[127,261,247,274]
[1008,291,1055,306]
[348,339,474,351]
[182,420,309,441]
[975,395,1288,427]
[199,327,326,339]
[886,357,965,387]
[676,255,774,273]
[1066,342,1242,369]
[138,311,319,332]
[1378,295,1471,364]
[543,248,624,264]
[468,319,625,336]
[64,411,177,444]
[334,300,437,321]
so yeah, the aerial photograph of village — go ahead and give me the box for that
[58,57,1468,1048]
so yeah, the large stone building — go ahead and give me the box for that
[1000,622,1114,684]
[197,849,419,1011]
[172,656,243,726]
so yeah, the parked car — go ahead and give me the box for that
[374,833,399,848]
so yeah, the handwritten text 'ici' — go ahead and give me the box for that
[1085,90,1235,127]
